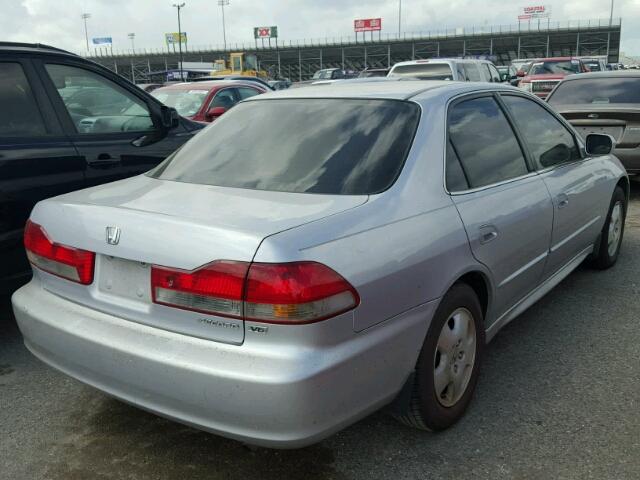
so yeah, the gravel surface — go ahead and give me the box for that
[1,184,639,480]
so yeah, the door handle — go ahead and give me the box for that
[557,193,570,209]
[479,225,499,244]
[86,154,120,168]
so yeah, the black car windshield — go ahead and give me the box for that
[389,63,453,80]
[152,88,209,117]
[549,77,640,105]
[149,99,420,195]
[529,60,580,75]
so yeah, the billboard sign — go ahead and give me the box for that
[354,18,382,32]
[92,37,113,45]
[518,5,551,20]
[165,32,187,45]
[254,26,278,39]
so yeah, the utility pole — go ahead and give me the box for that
[609,0,615,26]
[398,0,402,38]
[128,33,135,52]
[173,3,185,81]
[218,0,229,50]
[81,13,91,53]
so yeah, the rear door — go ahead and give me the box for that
[500,93,610,277]
[36,60,185,188]
[0,58,83,290]
[447,94,554,320]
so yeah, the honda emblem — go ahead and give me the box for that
[106,226,121,245]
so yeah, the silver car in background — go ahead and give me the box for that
[13,81,628,448]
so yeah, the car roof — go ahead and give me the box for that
[153,80,264,91]
[530,57,578,62]
[392,59,491,68]
[0,42,77,57]
[561,71,640,81]
[247,79,518,101]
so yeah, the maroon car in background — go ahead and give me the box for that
[518,57,590,99]
[151,80,267,123]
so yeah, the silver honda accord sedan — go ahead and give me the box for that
[13,81,628,448]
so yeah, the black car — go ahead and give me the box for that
[0,42,202,294]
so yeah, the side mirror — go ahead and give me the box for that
[160,106,179,129]
[585,133,614,156]
[205,106,227,120]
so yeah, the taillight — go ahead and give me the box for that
[150,260,359,324]
[151,261,248,318]
[244,262,359,323]
[23,220,95,285]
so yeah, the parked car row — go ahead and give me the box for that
[1,42,634,450]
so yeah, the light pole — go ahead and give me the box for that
[173,3,185,81]
[609,0,615,26]
[398,0,402,38]
[128,33,136,52]
[218,0,229,50]
[81,13,91,53]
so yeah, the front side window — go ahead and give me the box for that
[210,88,238,109]
[447,96,528,189]
[152,88,209,117]
[502,95,581,169]
[46,64,154,134]
[488,64,502,82]
[237,87,261,100]
[0,62,47,137]
[150,99,420,195]
[389,64,454,81]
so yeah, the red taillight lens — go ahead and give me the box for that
[244,262,359,323]
[151,260,359,324]
[151,261,249,318]
[23,219,95,285]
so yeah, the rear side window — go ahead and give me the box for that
[237,87,261,100]
[150,99,420,195]
[447,96,528,190]
[502,95,581,169]
[0,63,47,137]
[463,64,482,82]
[548,78,640,105]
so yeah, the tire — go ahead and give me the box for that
[590,186,626,270]
[394,283,485,431]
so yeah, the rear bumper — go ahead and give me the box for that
[12,281,433,448]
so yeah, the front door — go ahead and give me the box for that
[446,94,554,320]
[37,61,184,188]
[499,93,611,277]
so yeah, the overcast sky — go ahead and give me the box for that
[2,0,639,56]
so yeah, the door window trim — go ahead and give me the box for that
[443,90,536,195]
[497,91,586,173]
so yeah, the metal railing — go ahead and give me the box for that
[87,18,621,59]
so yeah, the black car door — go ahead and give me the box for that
[35,59,187,188]
[0,58,84,292]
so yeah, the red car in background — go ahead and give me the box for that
[517,57,590,99]
[151,80,267,123]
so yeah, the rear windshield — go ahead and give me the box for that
[548,78,640,105]
[529,60,580,75]
[152,89,209,117]
[389,64,453,80]
[149,99,420,195]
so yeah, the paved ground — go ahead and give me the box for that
[2,185,640,480]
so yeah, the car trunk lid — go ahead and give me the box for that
[30,175,367,344]
[557,104,640,148]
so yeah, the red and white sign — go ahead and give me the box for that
[518,5,551,20]
[354,18,382,33]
